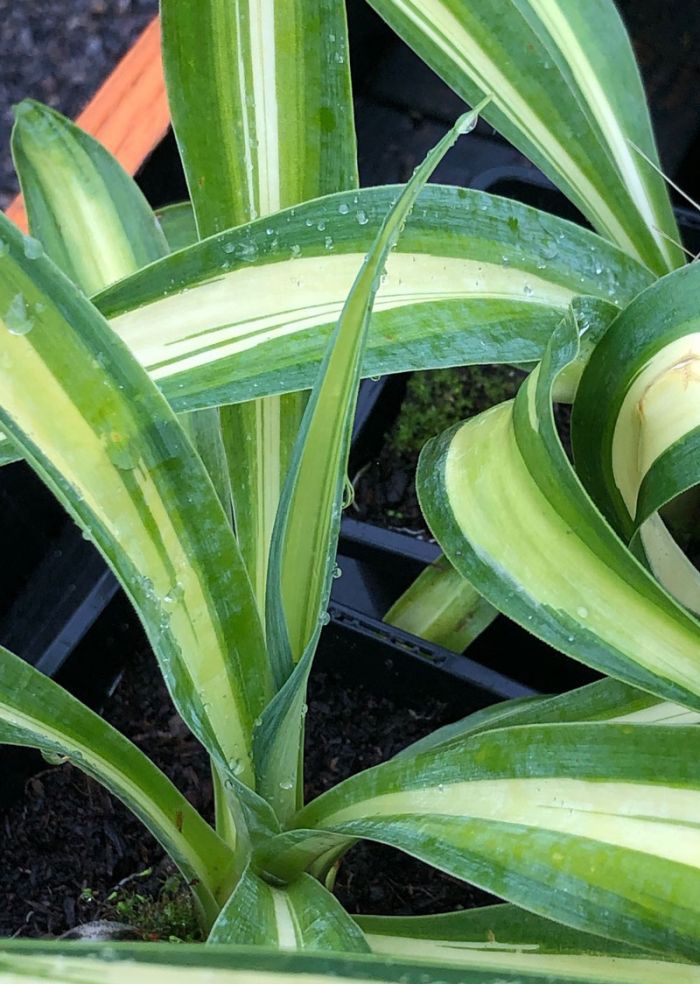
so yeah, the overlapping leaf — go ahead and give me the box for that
[366,0,682,274]
[1,940,699,984]
[258,721,700,960]
[209,866,368,951]
[416,303,700,709]
[0,213,270,788]
[573,263,700,614]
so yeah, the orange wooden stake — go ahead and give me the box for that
[5,15,169,233]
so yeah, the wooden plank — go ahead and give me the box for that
[6,15,169,233]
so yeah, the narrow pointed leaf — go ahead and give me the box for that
[0,214,271,786]
[11,100,168,294]
[269,111,490,676]
[1,940,699,984]
[366,0,682,273]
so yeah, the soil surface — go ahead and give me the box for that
[0,597,495,939]
[353,365,525,531]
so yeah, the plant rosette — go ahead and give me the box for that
[1,1,700,981]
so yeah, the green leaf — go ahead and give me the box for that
[403,676,700,761]
[263,722,700,960]
[365,0,682,274]
[0,641,234,928]
[209,866,368,952]
[572,262,700,614]
[162,0,358,617]
[11,100,168,294]
[385,554,497,651]
[156,202,198,252]
[415,302,700,711]
[359,902,647,957]
[96,185,647,414]
[161,0,357,236]
[0,212,271,787]
[1,939,698,984]
[269,111,492,675]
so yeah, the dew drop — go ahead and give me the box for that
[324,236,334,250]
[290,244,302,258]
[356,209,369,226]
[576,606,589,619]
[332,564,342,579]
[319,611,331,626]
[4,293,34,335]
[522,283,534,297]
[279,780,294,790]
[338,202,350,215]
[317,220,327,231]
[23,236,43,259]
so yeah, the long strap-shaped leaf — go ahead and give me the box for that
[573,263,700,613]
[162,0,358,616]
[259,722,700,960]
[161,0,356,234]
[365,0,682,274]
[359,903,647,959]
[11,99,169,293]
[0,641,233,928]
[384,554,497,651]
[1,940,699,984]
[415,305,700,710]
[97,186,647,410]
[255,109,490,824]
[12,99,234,516]
[0,187,652,471]
[0,214,271,787]
[208,865,368,951]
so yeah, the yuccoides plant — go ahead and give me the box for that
[1,0,700,982]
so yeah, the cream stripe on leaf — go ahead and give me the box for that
[2,941,700,984]
[0,212,271,789]
[208,865,368,951]
[0,642,233,930]
[365,0,681,274]
[414,304,700,709]
[573,263,700,614]
[96,186,648,408]
[257,722,700,960]
[0,186,652,470]
[162,0,358,620]
[11,100,168,295]
[12,98,234,519]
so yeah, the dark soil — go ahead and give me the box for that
[353,365,525,531]
[0,597,495,939]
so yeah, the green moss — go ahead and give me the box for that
[386,364,524,461]
[104,874,202,943]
